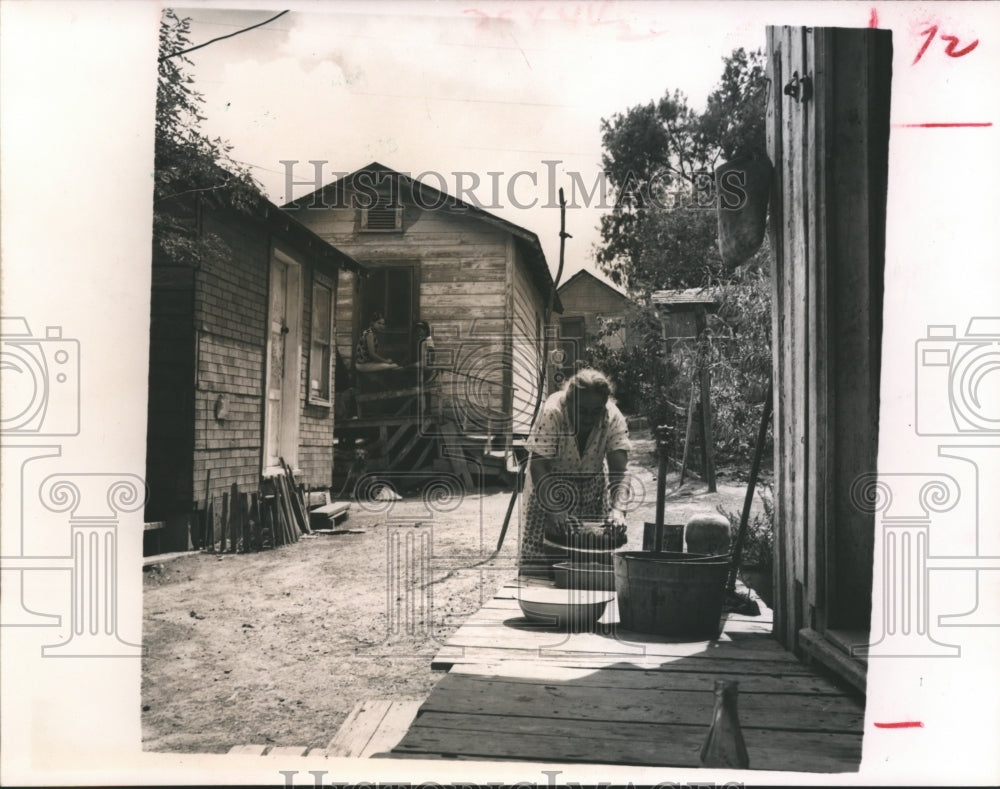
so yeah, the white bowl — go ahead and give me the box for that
[517,587,615,630]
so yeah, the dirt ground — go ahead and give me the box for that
[141,429,768,754]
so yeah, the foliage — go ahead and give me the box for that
[585,47,772,470]
[669,253,773,467]
[717,482,775,569]
[584,307,683,447]
[595,48,767,293]
[154,9,261,267]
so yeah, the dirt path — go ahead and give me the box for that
[141,430,766,753]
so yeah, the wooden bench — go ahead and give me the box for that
[308,500,351,531]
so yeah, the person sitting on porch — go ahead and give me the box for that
[355,312,399,373]
[518,368,631,577]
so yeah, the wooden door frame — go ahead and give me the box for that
[263,245,303,476]
[767,26,890,693]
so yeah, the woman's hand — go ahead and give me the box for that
[543,511,570,540]
[607,507,627,540]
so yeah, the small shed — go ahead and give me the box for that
[556,269,636,348]
[651,287,722,490]
[144,191,362,549]
[283,163,562,473]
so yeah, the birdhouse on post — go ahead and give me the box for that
[652,288,720,492]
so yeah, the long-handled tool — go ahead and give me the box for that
[496,187,570,552]
[726,378,773,595]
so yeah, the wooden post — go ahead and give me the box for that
[695,307,717,492]
[206,496,215,553]
[230,482,241,552]
[679,378,698,484]
[220,492,229,553]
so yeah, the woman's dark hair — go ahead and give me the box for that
[414,320,431,336]
[370,311,384,325]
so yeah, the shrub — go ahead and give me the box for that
[717,483,774,568]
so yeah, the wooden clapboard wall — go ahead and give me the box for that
[766,26,892,668]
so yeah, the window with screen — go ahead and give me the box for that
[309,276,334,406]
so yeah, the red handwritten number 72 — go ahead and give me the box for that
[913,25,979,64]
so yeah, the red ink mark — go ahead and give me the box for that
[869,8,879,28]
[941,34,979,57]
[894,122,994,128]
[874,721,925,729]
[913,25,938,63]
[913,24,979,64]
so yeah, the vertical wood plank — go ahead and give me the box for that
[781,24,800,650]
[694,308,716,491]
[765,26,788,647]
[808,28,832,624]
[826,28,891,629]
[221,491,229,553]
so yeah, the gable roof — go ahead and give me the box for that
[557,269,633,307]
[258,199,363,275]
[283,161,562,313]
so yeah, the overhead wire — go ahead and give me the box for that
[159,10,290,62]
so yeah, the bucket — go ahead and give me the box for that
[642,522,684,553]
[614,551,729,638]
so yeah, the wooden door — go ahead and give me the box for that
[357,263,419,365]
[767,26,891,651]
[264,250,302,472]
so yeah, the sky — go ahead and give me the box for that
[177,1,770,288]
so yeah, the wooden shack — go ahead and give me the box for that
[552,270,636,388]
[283,163,562,477]
[766,25,892,692]
[144,191,362,549]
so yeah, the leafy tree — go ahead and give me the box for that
[595,48,767,293]
[586,49,772,471]
[154,9,261,267]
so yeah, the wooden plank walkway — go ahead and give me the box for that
[390,578,865,772]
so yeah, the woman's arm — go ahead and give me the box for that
[366,331,392,364]
[606,448,629,527]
